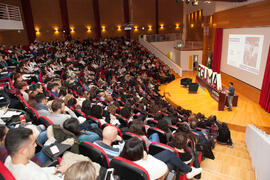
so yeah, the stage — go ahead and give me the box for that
[159,76,270,132]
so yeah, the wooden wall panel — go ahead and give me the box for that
[67,0,95,40]
[130,0,155,39]
[0,30,28,46]
[31,0,64,42]
[99,0,124,38]
[214,1,270,28]
[159,0,183,34]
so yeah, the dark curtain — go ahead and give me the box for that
[212,28,223,73]
[259,46,270,112]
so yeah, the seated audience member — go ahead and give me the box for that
[4,127,71,180]
[120,137,169,180]
[157,119,172,140]
[16,81,29,101]
[0,125,42,165]
[47,83,60,98]
[35,93,50,116]
[128,120,159,149]
[168,132,193,164]
[94,126,124,161]
[63,118,99,143]
[28,91,39,108]
[64,161,96,180]
[47,99,77,126]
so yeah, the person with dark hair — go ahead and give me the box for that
[4,128,71,180]
[81,99,92,116]
[67,98,77,110]
[16,81,29,101]
[47,99,77,126]
[58,86,68,99]
[47,83,59,97]
[128,120,159,149]
[0,124,8,163]
[120,137,168,180]
[157,119,172,140]
[63,118,99,143]
[227,82,235,111]
[35,93,50,117]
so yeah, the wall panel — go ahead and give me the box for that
[31,0,64,42]
[159,0,183,34]
[99,0,124,38]
[130,0,155,39]
[67,0,95,40]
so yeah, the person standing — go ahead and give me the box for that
[228,82,235,111]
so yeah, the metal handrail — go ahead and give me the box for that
[0,3,22,21]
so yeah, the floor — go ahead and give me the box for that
[157,71,268,180]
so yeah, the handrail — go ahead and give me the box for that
[0,3,22,21]
[139,35,182,77]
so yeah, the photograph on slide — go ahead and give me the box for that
[227,34,264,75]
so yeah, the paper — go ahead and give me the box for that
[50,145,60,154]
[1,111,22,118]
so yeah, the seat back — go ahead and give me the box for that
[146,119,158,127]
[147,127,168,144]
[79,141,110,168]
[115,114,129,127]
[87,115,102,128]
[39,116,54,127]
[0,161,16,180]
[110,156,150,180]
[74,109,86,118]
[25,106,40,124]
[122,132,148,152]
[149,142,179,157]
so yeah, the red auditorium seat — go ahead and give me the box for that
[39,116,54,127]
[79,141,110,168]
[0,161,15,180]
[147,127,168,144]
[110,156,150,180]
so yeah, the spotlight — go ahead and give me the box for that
[185,0,190,4]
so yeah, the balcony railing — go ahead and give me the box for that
[145,33,182,42]
[0,3,22,21]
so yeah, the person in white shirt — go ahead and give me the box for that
[120,137,168,180]
[4,127,71,180]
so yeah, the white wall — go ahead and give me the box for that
[150,41,176,62]
[177,50,202,71]
[0,20,23,30]
[139,36,182,77]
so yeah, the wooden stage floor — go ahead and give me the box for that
[159,73,270,132]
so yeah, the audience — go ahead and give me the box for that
[0,37,233,179]
[64,161,97,180]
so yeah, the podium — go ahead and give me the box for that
[196,75,238,111]
[218,91,238,111]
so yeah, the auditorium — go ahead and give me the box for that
[0,0,269,179]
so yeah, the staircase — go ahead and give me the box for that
[200,130,255,180]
